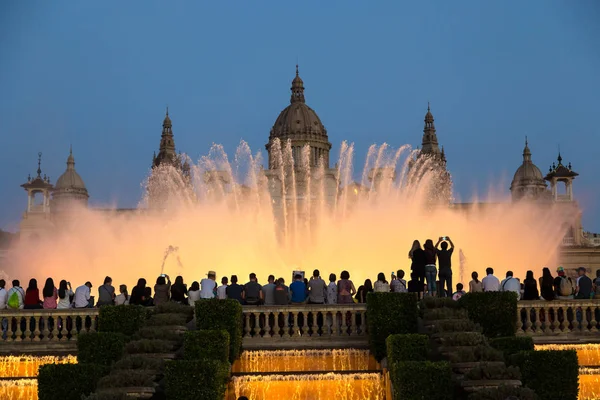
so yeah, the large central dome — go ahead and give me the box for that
[266,66,332,169]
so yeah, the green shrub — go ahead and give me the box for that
[430,319,481,334]
[165,359,230,400]
[146,313,188,327]
[38,364,109,400]
[135,326,185,342]
[437,332,486,347]
[154,302,195,317]
[423,307,468,321]
[366,292,418,361]
[96,370,157,389]
[184,330,230,362]
[458,292,517,338]
[77,332,126,366]
[386,334,429,367]
[98,305,147,336]
[195,299,243,362]
[464,363,521,381]
[126,339,174,354]
[512,350,578,400]
[390,361,453,400]
[421,297,461,309]
[113,355,165,371]
[467,385,539,400]
[447,345,504,363]
[489,336,534,360]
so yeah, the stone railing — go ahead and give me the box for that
[0,308,99,353]
[516,300,600,342]
[241,304,369,349]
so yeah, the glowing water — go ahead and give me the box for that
[231,373,385,400]
[233,349,378,373]
[0,380,37,400]
[0,355,76,378]
[5,140,576,288]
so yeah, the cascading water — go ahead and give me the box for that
[229,349,385,400]
[5,139,578,288]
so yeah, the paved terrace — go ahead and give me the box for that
[1,300,599,354]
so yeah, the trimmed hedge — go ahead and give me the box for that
[146,313,188,327]
[366,292,419,361]
[184,330,230,362]
[458,292,518,338]
[195,299,243,362]
[467,385,539,400]
[386,334,428,367]
[165,359,230,400]
[38,364,110,400]
[77,332,126,366]
[96,370,157,389]
[390,361,454,400]
[126,338,174,354]
[489,336,534,360]
[512,350,578,400]
[98,305,147,336]
[154,301,194,316]
[113,355,165,371]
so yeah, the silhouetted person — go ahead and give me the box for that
[409,240,426,298]
[436,236,455,297]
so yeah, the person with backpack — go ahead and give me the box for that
[554,266,574,299]
[7,280,25,310]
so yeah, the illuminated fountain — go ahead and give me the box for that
[6,139,577,288]
[536,344,600,400]
[229,349,385,400]
[0,355,76,400]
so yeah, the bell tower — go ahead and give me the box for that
[20,152,55,240]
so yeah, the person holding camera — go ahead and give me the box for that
[436,236,455,297]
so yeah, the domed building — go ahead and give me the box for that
[51,147,89,212]
[266,65,332,169]
[509,139,550,202]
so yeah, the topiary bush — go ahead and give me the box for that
[96,370,157,389]
[467,385,539,400]
[447,345,504,363]
[386,334,429,368]
[437,332,486,347]
[146,313,188,327]
[77,332,126,366]
[165,359,230,400]
[154,301,195,317]
[126,338,174,354]
[430,319,481,334]
[366,292,419,361]
[390,361,454,400]
[38,364,110,400]
[134,326,185,342]
[489,336,534,360]
[458,292,518,338]
[423,307,469,321]
[113,355,165,371]
[464,363,521,381]
[512,350,578,400]
[195,299,243,362]
[82,393,129,400]
[98,305,147,336]
[184,330,230,362]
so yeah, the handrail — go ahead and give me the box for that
[516,299,600,338]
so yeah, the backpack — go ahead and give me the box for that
[559,276,573,296]
[7,290,20,309]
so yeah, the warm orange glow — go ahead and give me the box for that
[536,344,600,367]
[579,370,600,400]
[233,350,379,373]
[0,380,37,400]
[0,356,76,378]
[3,142,576,288]
[230,373,385,400]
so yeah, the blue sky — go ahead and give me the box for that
[1,0,599,232]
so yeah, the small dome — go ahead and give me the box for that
[512,162,544,183]
[270,102,327,139]
[54,149,87,192]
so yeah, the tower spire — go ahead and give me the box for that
[421,103,440,156]
[153,108,177,168]
[37,152,42,178]
[522,136,532,162]
[290,64,305,104]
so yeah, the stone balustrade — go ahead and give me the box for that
[0,308,99,353]
[241,304,369,349]
[516,300,600,342]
